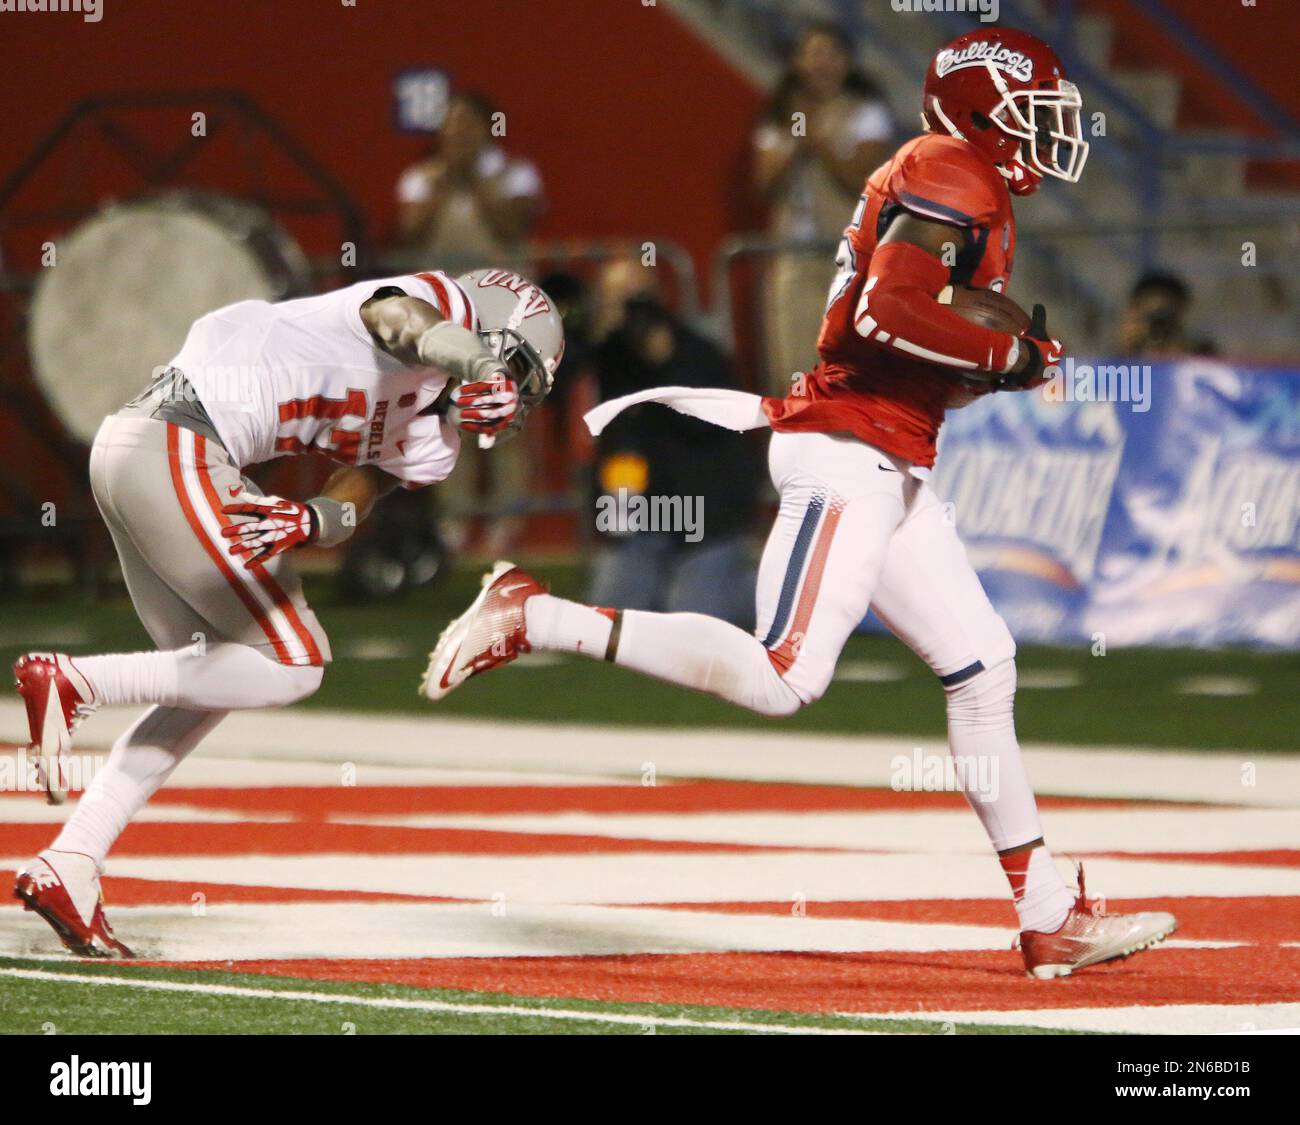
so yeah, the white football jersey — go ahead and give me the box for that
[172,272,478,487]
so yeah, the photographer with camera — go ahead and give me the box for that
[1116,270,1218,358]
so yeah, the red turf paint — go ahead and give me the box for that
[0,821,809,858]
[0,782,1168,819]
[158,945,1300,1015]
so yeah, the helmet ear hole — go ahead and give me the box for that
[970,111,993,130]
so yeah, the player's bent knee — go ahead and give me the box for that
[746,667,805,718]
[944,657,1016,721]
[266,661,324,705]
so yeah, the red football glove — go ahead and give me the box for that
[997,303,1064,390]
[221,492,317,568]
[447,373,521,436]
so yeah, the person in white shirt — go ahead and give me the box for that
[395,92,546,555]
[396,91,544,264]
[753,21,894,393]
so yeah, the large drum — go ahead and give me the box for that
[28,191,310,443]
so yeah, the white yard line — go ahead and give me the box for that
[0,900,1023,960]
[6,851,1296,904]
[0,968,869,1035]
[841,1003,1300,1035]
[326,807,1300,854]
[1,701,1292,807]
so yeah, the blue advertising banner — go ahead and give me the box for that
[926,359,1300,650]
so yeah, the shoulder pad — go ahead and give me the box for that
[886,134,1006,229]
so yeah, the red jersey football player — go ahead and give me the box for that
[423,29,1176,978]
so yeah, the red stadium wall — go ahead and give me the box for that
[1085,0,1300,132]
[0,0,764,524]
[0,0,763,282]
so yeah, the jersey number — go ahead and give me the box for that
[276,389,369,464]
[825,194,868,315]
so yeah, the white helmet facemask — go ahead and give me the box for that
[986,63,1090,183]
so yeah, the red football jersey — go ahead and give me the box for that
[763,133,1017,467]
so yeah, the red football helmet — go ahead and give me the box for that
[922,28,1089,196]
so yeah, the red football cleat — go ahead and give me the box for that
[1018,865,1176,979]
[13,653,97,805]
[14,851,135,959]
[421,560,547,701]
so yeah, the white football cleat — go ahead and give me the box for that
[421,560,547,701]
[14,850,135,959]
[13,652,98,805]
[1018,865,1176,979]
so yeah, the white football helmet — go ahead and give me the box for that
[456,268,565,409]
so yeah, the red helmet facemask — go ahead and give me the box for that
[922,29,1089,197]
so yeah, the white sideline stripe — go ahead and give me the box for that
[0,749,633,791]
[0,900,1020,959]
[8,852,1295,903]
[0,968,866,1035]
[1,702,1296,806]
[840,1003,1300,1035]
[330,807,1300,855]
[0,801,289,825]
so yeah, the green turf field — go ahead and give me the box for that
[0,957,1068,1035]
[1,562,1295,752]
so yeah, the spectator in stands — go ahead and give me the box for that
[753,21,894,394]
[395,91,545,555]
[1117,270,1218,357]
[588,259,761,628]
[396,90,543,264]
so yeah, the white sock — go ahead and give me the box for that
[613,609,801,718]
[945,659,1073,932]
[75,644,321,710]
[52,706,227,866]
[944,660,1046,848]
[524,597,801,717]
[73,652,179,707]
[524,594,613,657]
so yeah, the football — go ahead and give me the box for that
[944,284,1032,335]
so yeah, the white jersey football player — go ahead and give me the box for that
[13,267,564,957]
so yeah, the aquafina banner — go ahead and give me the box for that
[928,359,1300,650]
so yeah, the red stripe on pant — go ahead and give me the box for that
[191,435,324,666]
[767,499,844,676]
[166,424,296,665]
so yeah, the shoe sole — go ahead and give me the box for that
[13,882,112,959]
[420,560,516,702]
[1029,917,1178,979]
[15,664,69,806]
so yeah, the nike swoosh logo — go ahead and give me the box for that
[878,463,899,473]
[439,644,462,691]
[228,484,243,497]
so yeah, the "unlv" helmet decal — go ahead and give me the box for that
[471,269,554,320]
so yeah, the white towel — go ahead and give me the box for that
[583,387,770,437]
